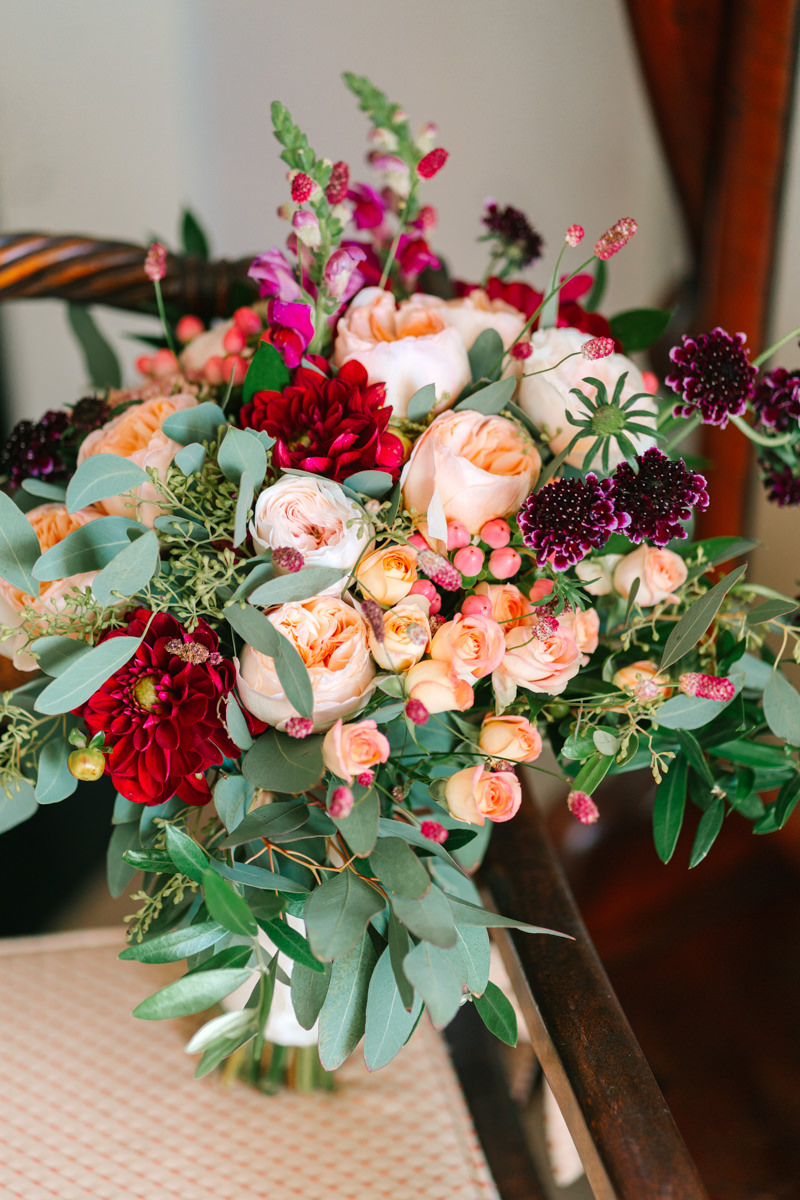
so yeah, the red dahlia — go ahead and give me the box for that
[80,611,242,807]
[239,358,405,482]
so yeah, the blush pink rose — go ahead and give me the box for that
[474,582,534,631]
[401,409,541,537]
[404,659,474,714]
[404,289,527,350]
[355,542,418,606]
[613,545,687,607]
[498,618,582,697]
[478,715,542,763]
[333,287,471,419]
[321,718,391,784]
[557,607,600,663]
[369,595,431,671]
[445,765,522,825]
[430,613,506,680]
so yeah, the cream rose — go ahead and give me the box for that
[479,715,542,763]
[404,290,527,350]
[77,393,198,528]
[401,409,541,537]
[516,327,658,469]
[574,554,623,596]
[613,545,687,607]
[405,659,474,714]
[445,765,522,825]
[250,475,372,595]
[430,613,506,681]
[369,595,431,671]
[498,617,582,697]
[321,719,391,784]
[355,542,418,606]
[332,287,471,419]
[236,595,375,731]
[0,503,101,671]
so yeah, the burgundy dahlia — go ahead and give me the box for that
[610,448,709,545]
[240,358,405,482]
[79,610,243,807]
[752,366,800,432]
[517,475,627,570]
[666,328,756,427]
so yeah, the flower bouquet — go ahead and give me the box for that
[2,73,800,1088]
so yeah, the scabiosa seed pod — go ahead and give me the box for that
[405,698,429,725]
[325,160,350,205]
[361,598,386,643]
[420,820,449,844]
[678,673,736,701]
[565,224,585,247]
[567,790,600,825]
[594,217,638,261]
[417,147,449,179]
[416,548,462,591]
[290,172,314,202]
[582,336,615,361]
[285,717,314,739]
[272,546,304,573]
[329,786,354,819]
[144,242,168,282]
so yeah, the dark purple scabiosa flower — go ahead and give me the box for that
[481,202,543,273]
[610,448,708,545]
[751,367,800,432]
[2,410,70,487]
[517,475,627,570]
[666,328,756,427]
[758,460,800,507]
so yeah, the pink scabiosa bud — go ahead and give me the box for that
[325,160,350,205]
[453,545,485,576]
[533,614,559,640]
[635,680,660,702]
[594,217,638,261]
[272,546,304,573]
[329,786,354,819]
[678,672,736,701]
[357,770,375,788]
[417,549,462,592]
[286,717,314,739]
[582,336,615,361]
[565,224,585,247]
[290,172,315,203]
[176,314,204,343]
[417,148,449,179]
[567,790,600,825]
[415,205,437,233]
[420,819,449,844]
[144,241,167,282]
[405,698,429,725]
[510,341,533,360]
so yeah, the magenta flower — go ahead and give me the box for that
[248,248,303,302]
[752,367,800,432]
[666,328,756,427]
[263,299,315,368]
[610,448,709,545]
[347,182,389,231]
[396,235,440,282]
[517,475,626,570]
[325,245,367,301]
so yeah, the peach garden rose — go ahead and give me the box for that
[355,542,418,606]
[444,765,522,825]
[321,718,391,784]
[478,714,543,763]
[613,545,687,607]
[368,595,431,672]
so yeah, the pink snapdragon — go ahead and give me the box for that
[248,248,304,302]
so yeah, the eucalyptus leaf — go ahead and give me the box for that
[454,924,491,996]
[763,671,800,744]
[363,947,423,1071]
[20,478,67,501]
[473,981,518,1046]
[592,729,620,757]
[291,960,332,1029]
[0,780,38,834]
[65,455,150,514]
[225,604,313,718]
[247,566,346,607]
[387,912,414,1010]
[35,737,78,805]
[369,836,431,899]
[107,819,140,897]
[330,787,380,858]
[132,967,254,1020]
[391,884,457,948]
[224,695,254,752]
[259,917,324,972]
[652,758,687,864]
[446,895,566,937]
[92,529,160,606]
[746,598,799,627]
[219,800,311,847]
[218,427,268,488]
[317,932,378,1070]
[119,921,226,964]
[406,383,436,422]
[304,870,385,961]
[161,402,228,446]
[467,328,503,382]
[0,491,42,594]
[402,940,464,1029]
[233,469,254,548]
[341,470,395,498]
[34,636,141,714]
[185,1009,256,1056]
[213,772,252,831]
[455,376,515,415]
[655,692,736,730]
[214,859,309,893]
[174,442,207,476]
[33,516,144,581]
[242,730,324,793]
[659,565,747,673]
[28,636,91,677]
[608,307,672,354]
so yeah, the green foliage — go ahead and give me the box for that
[402,940,464,1029]
[65,455,149,514]
[474,981,518,1046]
[364,947,423,1070]
[317,931,378,1070]
[291,960,332,1029]
[455,377,515,415]
[763,671,800,744]
[467,329,504,383]
[201,869,258,938]
[659,565,748,673]
[34,516,145,581]
[246,567,347,607]
[391,884,457,948]
[330,785,380,857]
[164,825,208,883]
[406,384,437,422]
[132,967,254,1020]
[304,870,385,961]
[217,427,268,489]
[161,402,228,446]
[0,492,42,594]
[0,780,38,834]
[609,307,672,354]
[34,636,141,715]
[243,730,324,793]
[340,470,395,499]
[369,836,431,898]
[67,304,122,388]
[242,340,290,407]
[653,759,688,863]
[181,208,210,259]
[119,921,226,964]
[259,916,324,973]
[224,604,314,719]
[92,529,160,607]
[35,736,78,805]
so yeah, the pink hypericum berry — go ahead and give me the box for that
[417,148,449,179]
[325,160,350,205]
[510,341,533,360]
[204,355,226,385]
[480,518,512,549]
[594,217,638,261]
[272,546,304,573]
[420,820,449,844]
[291,172,314,202]
[329,786,354,819]
[678,672,736,702]
[417,548,462,591]
[151,348,179,377]
[408,532,430,550]
[565,224,585,247]
[582,336,615,361]
[135,354,153,376]
[286,717,314,739]
[405,698,429,725]
[176,314,204,343]
[461,594,492,618]
[233,306,262,336]
[489,547,521,580]
[454,545,485,576]
[223,326,247,356]
[357,770,375,788]
[361,598,386,643]
[144,241,167,282]
[225,355,250,386]
[567,790,600,825]
[446,521,471,551]
[409,579,437,604]
[529,579,555,603]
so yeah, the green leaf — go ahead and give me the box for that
[446,895,566,936]
[304,870,385,961]
[659,565,748,673]
[655,692,737,730]
[34,636,141,715]
[473,980,518,1046]
[194,1024,257,1078]
[402,940,464,1029]
[609,307,672,354]
[455,377,515,415]
[161,402,228,446]
[746,598,799,627]
[341,470,395,499]
[92,529,160,606]
[676,730,714,787]
[406,383,436,422]
[107,819,140,897]
[217,427,267,488]
[65,455,149,514]
[572,751,615,795]
[246,566,347,607]
[119,921,226,963]
[317,932,378,1070]
[0,780,38,834]
[188,945,255,974]
[214,860,309,893]
[224,695,254,752]
[174,442,207,476]
[0,492,41,594]
[242,340,290,408]
[652,758,688,863]
[689,795,725,868]
[592,729,620,757]
[391,884,457,948]
[28,636,91,677]
[754,772,800,834]
[242,730,324,794]
[330,786,380,858]
[213,773,252,831]
[185,1009,256,1058]
[66,304,122,388]
[763,671,800,744]
[454,924,491,996]
[124,848,174,873]
[35,737,78,805]
[112,792,140,824]
[132,967,254,1020]
[219,800,311,847]
[467,328,503,382]
[686,537,757,578]
[585,258,607,311]
[291,960,332,1029]
[377,817,468,874]
[181,208,210,259]
[363,947,423,1071]
[33,516,144,581]
[369,836,431,899]
[225,604,313,719]
[164,825,208,883]
[233,469,254,549]
[201,869,258,937]
[259,917,324,972]
[387,912,414,1010]
[21,478,67,501]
